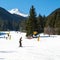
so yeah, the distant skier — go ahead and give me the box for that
[7,33,9,37]
[19,37,22,47]
[37,35,40,41]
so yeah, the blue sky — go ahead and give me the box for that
[0,0,60,16]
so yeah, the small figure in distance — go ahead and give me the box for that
[19,37,22,47]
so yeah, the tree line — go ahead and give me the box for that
[0,6,60,36]
[26,6,60,36]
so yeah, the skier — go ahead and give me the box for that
[37,35,40,41]
[19,37,22,47]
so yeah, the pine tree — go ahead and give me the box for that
[26,5,37,36]
[37,14,43,33]
[43,15,46,27]
[55,12,60,34]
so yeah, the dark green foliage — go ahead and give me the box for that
[43,15,46,27]
[19,19,27,32]
[0,18,4,30]
[37,14,44,33]
[45,8,60,35]
[0,7,27,31]
[0,7,60,35]
[26,6,38,36]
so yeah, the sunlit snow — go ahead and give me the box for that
[9,9,28,17]
[0,31,60,60]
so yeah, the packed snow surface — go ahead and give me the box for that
[0,31,60,60]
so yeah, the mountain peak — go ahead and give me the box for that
[10,8,19,12]
[9,8,28,17]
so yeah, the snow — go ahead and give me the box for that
[9,8,28,17]
[0,31,60,60]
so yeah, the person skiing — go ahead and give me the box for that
[19,37,22,47]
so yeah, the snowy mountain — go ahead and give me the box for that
[9,8,28,17]
[0,7,27,30]
[0,7,27,21]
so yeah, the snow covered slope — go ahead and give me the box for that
[9,9,28,17]
[0,31,60,60]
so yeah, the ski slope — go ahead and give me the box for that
[0,31,60,60]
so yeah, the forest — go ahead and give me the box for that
[0,6,60,35]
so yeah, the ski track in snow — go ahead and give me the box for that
[0,31,60,60]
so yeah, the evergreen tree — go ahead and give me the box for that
[55,12,60,34]
[45,8,60,35]
[43,15,46,27]
[37,14,43,33]
[26,5,37,36]
[0,18,4,31]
